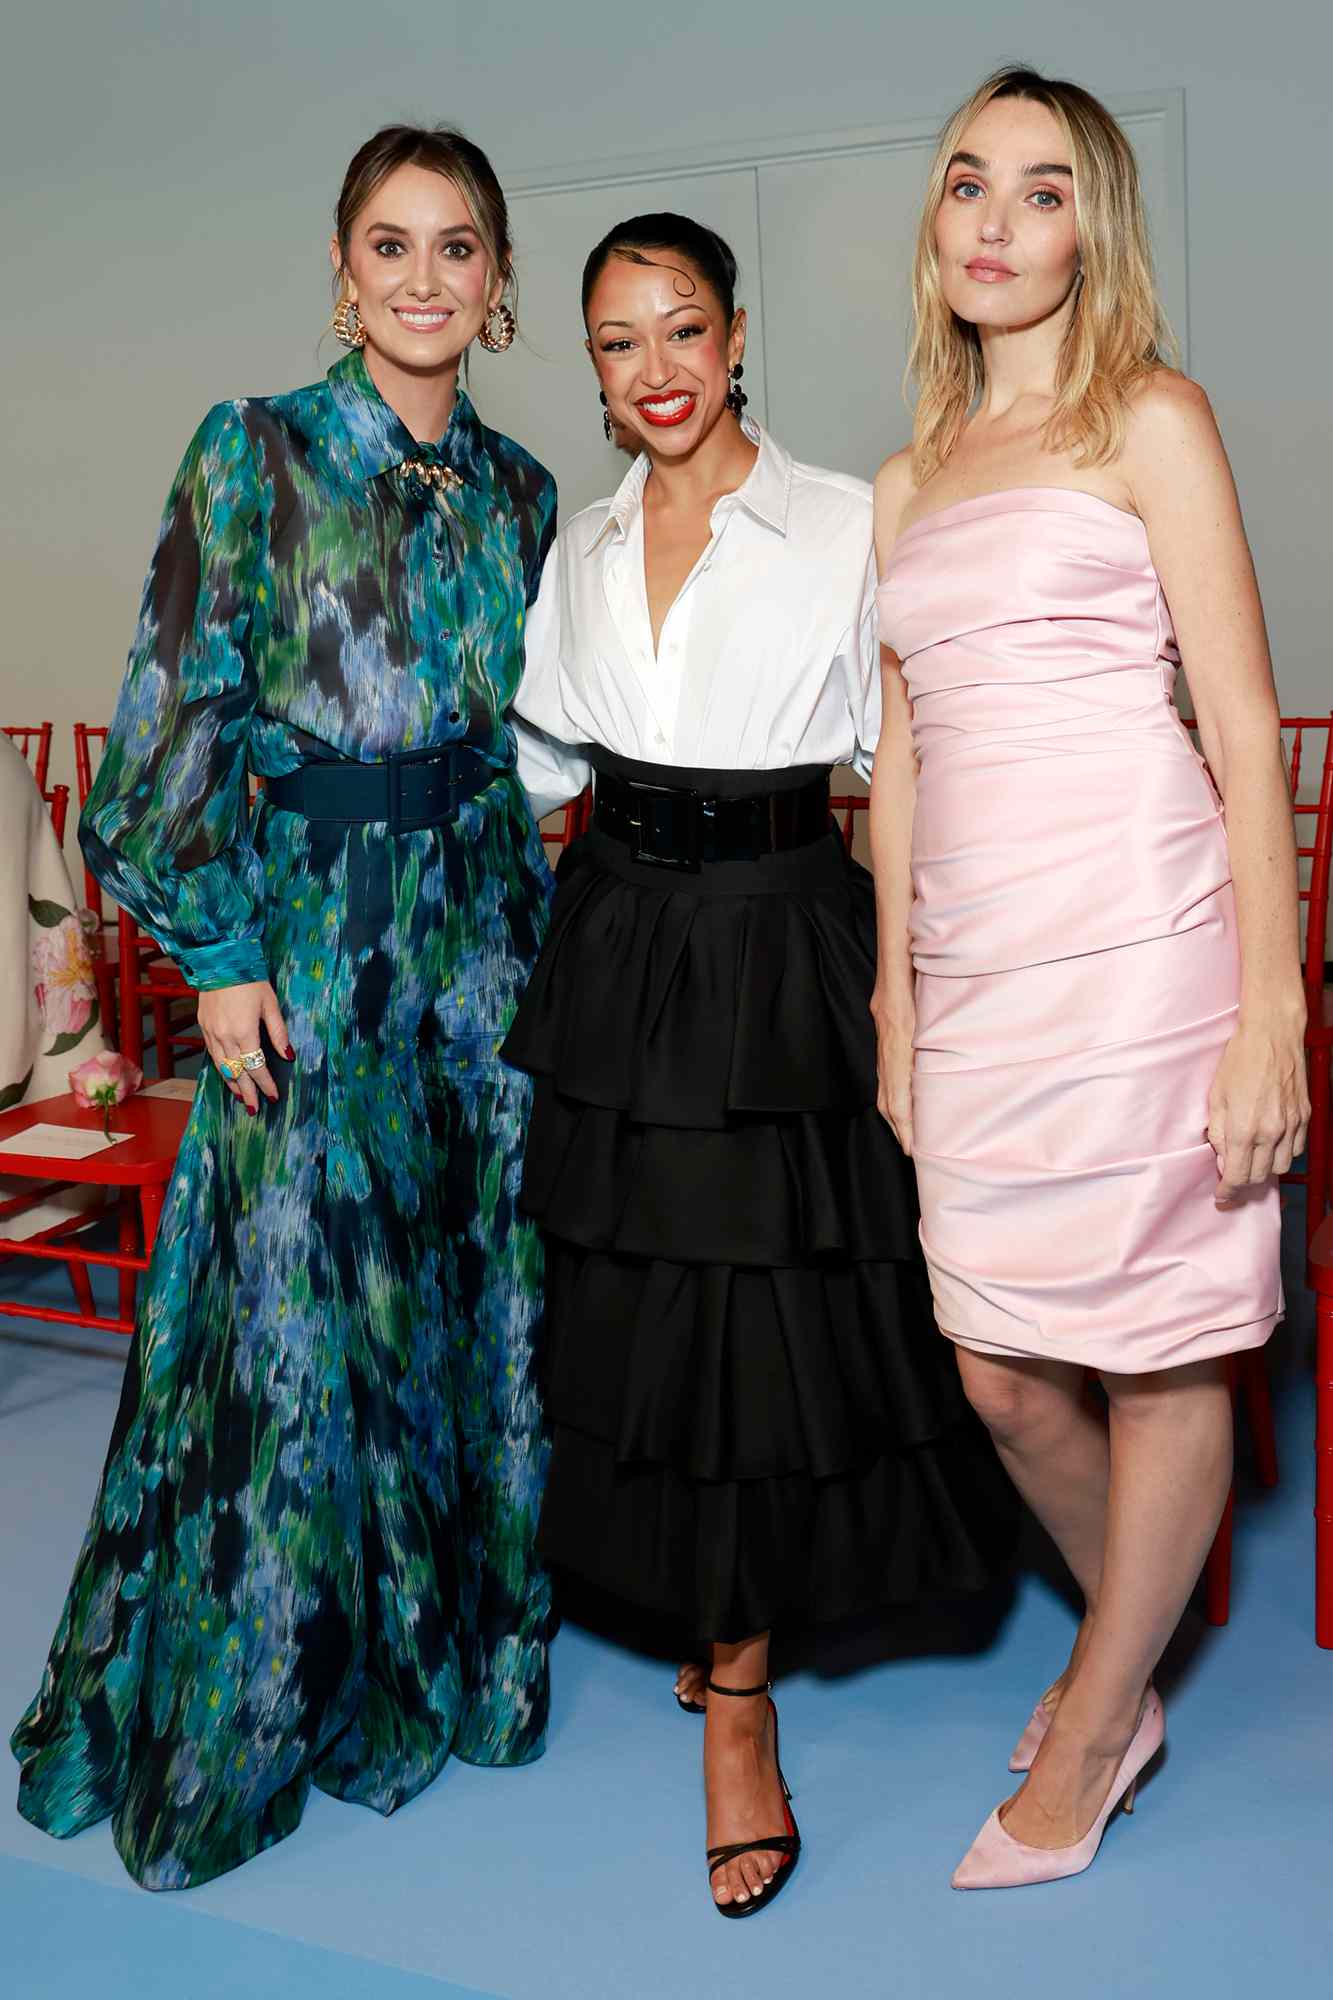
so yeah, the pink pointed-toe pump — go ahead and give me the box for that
[954,1689,1165,1891]
[1009,1688,1058,1774]
[1009,1678,1155,1773]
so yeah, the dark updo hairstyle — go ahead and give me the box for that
[332,124,515,319]
[580,212,740,325]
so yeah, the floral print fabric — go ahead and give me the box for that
[11,355,557,1888]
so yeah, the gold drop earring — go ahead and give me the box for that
[333,296,365,349]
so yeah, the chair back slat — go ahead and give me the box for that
[540,787,593,863]
[43,784,70,844]
[829,792,869,857]
[4,722,53,792]
[72,722,109,806]
[73,724,112,920]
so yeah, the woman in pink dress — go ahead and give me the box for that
[871,66,1308,1888]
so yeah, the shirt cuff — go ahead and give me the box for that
[169,934,269,991]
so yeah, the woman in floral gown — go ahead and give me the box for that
[11,125,568,1890]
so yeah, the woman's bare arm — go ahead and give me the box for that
[1125,372,1309,1197]
[869,449,920,1153]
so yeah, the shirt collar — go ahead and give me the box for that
[326,348,488,486]
[583,414,793,554]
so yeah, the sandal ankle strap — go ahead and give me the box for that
[705,1677,773,1698]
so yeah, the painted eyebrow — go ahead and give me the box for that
[945,152,1072,179]
[594,305,704,332]
[365,220,480,237]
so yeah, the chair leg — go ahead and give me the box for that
[1306,1045,1330,1252]
[1317,1286,1333,1650]
[1239,1349,1280,1490]
[151,996,176,1079]
[139,1180,166,1250]
[117,1192,138,1325]
[94,959,119,1049]
[67,1257,96,1320]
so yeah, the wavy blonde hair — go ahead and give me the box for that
[908,66,1174,482]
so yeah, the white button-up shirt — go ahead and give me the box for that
[513,419,880,818]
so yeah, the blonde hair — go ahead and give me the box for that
[907,66,1174,482]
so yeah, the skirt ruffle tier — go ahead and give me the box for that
[504,793,1017,1641]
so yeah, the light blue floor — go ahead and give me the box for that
[3,1200,1330,2000]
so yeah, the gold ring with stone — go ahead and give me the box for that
[218,1057,243,1081]
[239,1049,268,1072]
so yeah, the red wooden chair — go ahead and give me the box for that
[114,908,202,1078]
[830,788,869,856]
[75,724,203,1076]
[1185,713,1333,1249]
[72,723,119,1038]
[4,721,53,793]
[0,1091,191,1336]
[43,783,69,843]
[1165,717,1332,1627]
[1310,1213,1333,1648]
[541,787,593,863]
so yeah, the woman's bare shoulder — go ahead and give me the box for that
[1123,367,1231,507]
[873,446,918,552]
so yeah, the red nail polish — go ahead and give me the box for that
[246,1104,256,1117]
[284,1046,296,1062]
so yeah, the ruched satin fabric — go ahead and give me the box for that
[876,489,1282,1372]
[503,758,1018,1640]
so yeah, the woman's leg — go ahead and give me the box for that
[954,1349,1111,1692]
[999,1356,1233,1847]
[705,1632,791,1908]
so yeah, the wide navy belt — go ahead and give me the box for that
[593,768,832,872]
[264,746,495,833]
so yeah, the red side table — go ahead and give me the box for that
[0,1090,192,1336]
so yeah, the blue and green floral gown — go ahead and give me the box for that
[11,351,560,1890]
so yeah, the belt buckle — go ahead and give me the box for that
[627,780,702,873]
[387,746,454,833]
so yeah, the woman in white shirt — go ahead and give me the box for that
[506,214,1015,1918]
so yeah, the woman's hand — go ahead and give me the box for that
[1206,1012,1309,1203]
[197,981,292,1114]
[870,986,916,1157]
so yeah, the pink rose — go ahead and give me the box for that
[33,915,96,1041]
[69,1051,144,1139]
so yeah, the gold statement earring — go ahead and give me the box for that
[332,296,365,349]
[478,303,516,353]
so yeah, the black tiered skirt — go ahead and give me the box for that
[503,757,1016,1641]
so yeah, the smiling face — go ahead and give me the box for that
[331,161,501,376]
[585,251,745,459]
[934,96,1081,333]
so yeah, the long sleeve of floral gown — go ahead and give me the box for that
[80,401,269,991]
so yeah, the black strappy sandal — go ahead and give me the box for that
[704,1678,801,1920]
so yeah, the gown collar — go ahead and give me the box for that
[583,414,793,554]
[327,349,488,487]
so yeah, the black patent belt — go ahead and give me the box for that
[593,769,831,872]
[264,746,494,832]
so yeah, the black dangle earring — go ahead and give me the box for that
[725,363,748,417]
[600,389,613,442]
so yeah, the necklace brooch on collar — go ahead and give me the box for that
[395,457,463,496]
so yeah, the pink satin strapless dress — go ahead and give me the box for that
[876,488,1282,1371]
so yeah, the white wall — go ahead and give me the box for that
[2,0,1329,814]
